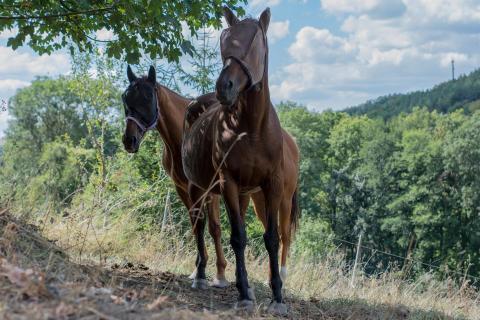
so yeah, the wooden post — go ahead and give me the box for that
[161,190,171,234]
[351,232,363,288]
[401,232,416,279]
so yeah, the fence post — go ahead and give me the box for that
[350,232,363,288]
[161,190,171,234]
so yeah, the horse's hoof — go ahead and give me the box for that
[191,278,209,290]
[210,277,229,288]
[188,269,197,280]
[234,299,255,313]
[266,301,288,316]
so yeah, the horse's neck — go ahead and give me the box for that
[239,73,273,135]
[156,85,189,154]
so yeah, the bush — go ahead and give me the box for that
[292,217,335,260]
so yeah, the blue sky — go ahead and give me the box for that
[1,0,480,137]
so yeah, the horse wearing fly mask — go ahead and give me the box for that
[121,66,232,289]
[182,7,300,315]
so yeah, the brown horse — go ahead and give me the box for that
[121,66,229,288]
[181,7,299,314]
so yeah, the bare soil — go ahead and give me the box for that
[0,209,455,319]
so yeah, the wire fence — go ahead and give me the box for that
[331,236,480,283]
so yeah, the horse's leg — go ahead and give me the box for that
[279,195,292,281]
[251,191,267,228]
[252,190,290,281]
[239,194,250,221]
[222,178,253,310]
[262,176,287,315]
[172,185,201,280]
[207,194,229,288]
[187,183,209,290]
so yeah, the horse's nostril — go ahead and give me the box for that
[227,80,233,90]
[132,136,137,145]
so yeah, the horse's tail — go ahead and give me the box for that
[290,185,300,237]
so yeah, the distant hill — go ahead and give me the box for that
[344,68,480,119]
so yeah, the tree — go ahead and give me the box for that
[0,1,245,63]
[277,101,345,217]
[179,27,221,94]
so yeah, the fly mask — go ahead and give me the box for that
[220,19,268,89]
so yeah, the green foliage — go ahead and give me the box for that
[0,0,245,63]
[278,101,480,279]
[277,101,344,216]
[0,75,119,210]
[345,68,480,119]
[179,29,221,95]
[27,137,95,210]
[292,217,334,260]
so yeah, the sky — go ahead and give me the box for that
[1,0,480,137]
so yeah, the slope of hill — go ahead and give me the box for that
[1,208,478,319]
[344,68,480,119]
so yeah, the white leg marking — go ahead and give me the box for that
[280,266,288,281]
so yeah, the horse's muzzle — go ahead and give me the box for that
[216,74,238,107]
[216,87,237,108]
[122,134,139,153]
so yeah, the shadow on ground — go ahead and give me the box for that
[108,265,462,319]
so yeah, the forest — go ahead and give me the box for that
[345,68,480,119]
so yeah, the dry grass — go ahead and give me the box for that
[33,206,480,320]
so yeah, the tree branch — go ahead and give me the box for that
[0,6,116,20]
[85,34,114,43]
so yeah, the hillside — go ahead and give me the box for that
[0,208,478,319]
[344,68,480,119]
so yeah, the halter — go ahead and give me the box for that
[122,82,159,133]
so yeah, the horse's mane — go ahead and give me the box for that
[157,82,192,103]
[132,76,190,101]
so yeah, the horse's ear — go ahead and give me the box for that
[127,65,137,83]
[259,7,271,32]
[147,65,156,84]
[223,6,239,26]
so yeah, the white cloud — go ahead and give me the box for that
[271,0,480,110]
[440,52,468,67]
[0,47,69,79]
[95,28,114,41]
[0,28,18,39]
[268,20,290,43]
[0,46,70,136]
[0,79,30,99]
[288,27,355,62]
[403,0,480,24]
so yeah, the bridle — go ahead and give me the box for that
[122,82,159,134]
